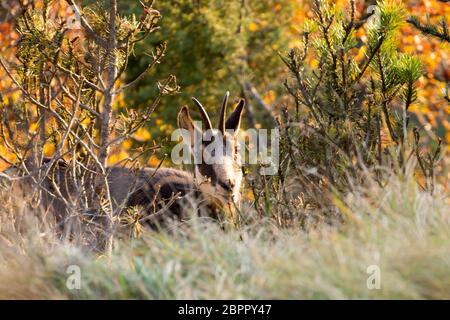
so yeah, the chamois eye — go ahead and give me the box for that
[218,180,233,192]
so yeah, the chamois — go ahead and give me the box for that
[1,92,245,227]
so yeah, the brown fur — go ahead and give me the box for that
[1,93,245,232]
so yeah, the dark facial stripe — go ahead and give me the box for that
[217,180,232,192]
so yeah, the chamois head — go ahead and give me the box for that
[177,92,245,209]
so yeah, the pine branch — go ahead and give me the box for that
[407,16,450,43]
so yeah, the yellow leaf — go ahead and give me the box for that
[445,132,450,144]
[43,143,55,157]
[248,22,258,32]
[148,155,160,167]
[263,90,276,105]
[132,127,151,142]
[108,150,129,166]
[29,122,39,134]
[121,139,133,150]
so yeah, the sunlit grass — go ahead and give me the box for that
[1,170,449,299]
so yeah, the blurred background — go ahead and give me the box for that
[0,0,448,168]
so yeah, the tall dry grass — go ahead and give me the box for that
[0,165,449,299]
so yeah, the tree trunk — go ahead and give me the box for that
[98,0,118,256]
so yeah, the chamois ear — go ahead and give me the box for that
[178,106,201,148]
[178,106,201,147]
[178,106,194,132]
[225,99,245,136]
